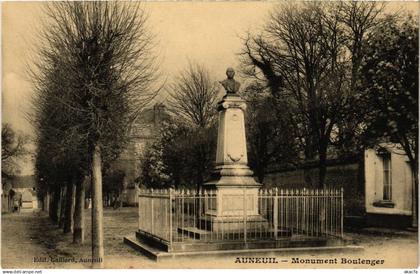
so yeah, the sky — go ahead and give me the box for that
[2,1,419,175]
[2,1,274,134]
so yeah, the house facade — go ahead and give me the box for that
[1,175,42,213]
[364,143,414,227]
[114,103,168,206]
[261,143,415,229]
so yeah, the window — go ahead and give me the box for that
[382,152,392,201]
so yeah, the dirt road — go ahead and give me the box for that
[1,209,418,269]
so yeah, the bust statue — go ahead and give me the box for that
[219,67,241,95]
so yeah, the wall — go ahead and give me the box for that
[262,162,365,216]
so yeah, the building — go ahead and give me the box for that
[262,143,415,229]
[1,175,42,212]
[113,103,169,206]
[364,143,414,227]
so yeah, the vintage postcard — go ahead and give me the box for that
[1,0,418,271]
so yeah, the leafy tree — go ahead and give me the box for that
[138,133,172,188]
[138,121,216,190]
[359,15,418,225]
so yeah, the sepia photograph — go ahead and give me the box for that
[1,0,419,270]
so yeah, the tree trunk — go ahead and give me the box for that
[49,190,55,222]
[411,170,418,228]
[303,167,314,188]
[50,189,60,224]
[44,192,50,212]
[72,185,76,227]
[91,144,104,268]
[64,181,76,233]
[117,190,121,208]
[58,185,67,228]
[85,197,90,209]
[304,137,316,187]
[258,164,266,184]
[47,191,53,216]
[56,189,61,223]
[318,151,327,188]
[74,177,85,244]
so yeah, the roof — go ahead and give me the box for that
[130,103,170,138]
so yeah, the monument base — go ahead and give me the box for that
[198,214,270,232]
[202,170,265,232]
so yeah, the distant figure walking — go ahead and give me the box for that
[13,196,21,213]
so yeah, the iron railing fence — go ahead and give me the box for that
[138,188,343,245]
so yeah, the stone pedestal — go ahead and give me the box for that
[203,94,265,231]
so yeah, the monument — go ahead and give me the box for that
[203,67,265,231]
[125,68,344,258]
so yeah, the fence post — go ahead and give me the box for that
[340,187,344,239]
[295,189,299,236]
[181,189,185,239]
[151,189,154,235]
[302,188,306,236]
[169,188,173,247]
[243,187,247,245]
[273,188,278,240]
[138,190,140,230]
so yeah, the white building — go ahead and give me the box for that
[364,143,414,227]
[2,175,42,212]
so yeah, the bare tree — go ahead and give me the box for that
[31,2,160,267]
[331,2,386,156]
[156,62,220,191]
[2,123,29,177]
[244,83,299,183]
[240,2,385,186]
[168,63,219,128]
[337,1,385,91]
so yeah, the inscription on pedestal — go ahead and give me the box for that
[221,194,254,214]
